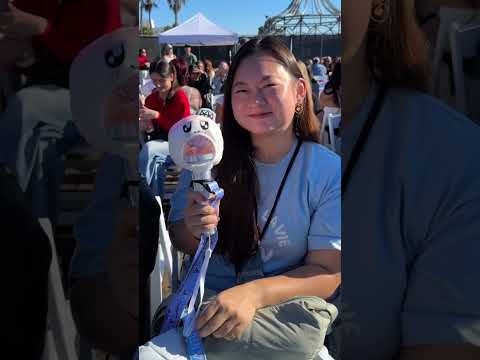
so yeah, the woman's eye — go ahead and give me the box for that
[265,83,277,87]
[234,89,247,94]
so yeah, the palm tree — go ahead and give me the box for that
[139,1,143,32]
[141,0,158,30]
[166,0,187,26]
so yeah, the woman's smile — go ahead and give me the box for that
[248,111,273,119]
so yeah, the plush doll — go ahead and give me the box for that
[168,108,223,183]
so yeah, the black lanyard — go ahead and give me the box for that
[258,140,303,242]
[342,85,388,196]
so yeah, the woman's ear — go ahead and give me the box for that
[296,78,307,103]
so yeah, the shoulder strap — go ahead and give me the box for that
[259,140,303,241]
[342,85,387,197]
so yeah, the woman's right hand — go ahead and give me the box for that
[184,191,220,239]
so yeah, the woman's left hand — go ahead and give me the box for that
[196,284,259,340]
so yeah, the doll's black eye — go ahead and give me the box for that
[105,43,125,68]
[183,122,192,133]
[200,120,209,130]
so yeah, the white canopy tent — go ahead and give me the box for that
[158,13,239,46]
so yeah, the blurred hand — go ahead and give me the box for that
[0,2,48,40]
[184,191,219,239]
[139,106,158,121]
[196,284,258,340]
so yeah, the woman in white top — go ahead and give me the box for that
[161,43,176,63]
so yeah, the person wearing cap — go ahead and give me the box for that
[188,63,210,106]
[162,43,176,63]
[182,44,197,66]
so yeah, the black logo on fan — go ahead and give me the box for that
[197,108,215,121]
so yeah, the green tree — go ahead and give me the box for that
[141,0,158,30]
[166,0,187,26]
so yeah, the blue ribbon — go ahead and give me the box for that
[159,180,224,360]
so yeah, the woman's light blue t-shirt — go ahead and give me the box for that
[168,139,341,279]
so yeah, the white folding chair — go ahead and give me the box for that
[320,110,341,154]
[449,22,480,116]
[149,197,174,323]
[327,113,341,154]
[39,218,79,360]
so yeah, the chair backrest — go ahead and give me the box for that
[327,113,341,154]
[149,196,174,323]
[449,22,480,115]
[431,7,479,96]
[319,108,341,153]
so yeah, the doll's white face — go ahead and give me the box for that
[168,110,223,173]
[70,27,137,156]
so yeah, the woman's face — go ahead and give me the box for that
[197,61,205,72]
[343,0,373,62]
[231,54,305,137]
[150,72,173,95]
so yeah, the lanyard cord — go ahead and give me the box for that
[258,140,303,242]
[342,85,388,197]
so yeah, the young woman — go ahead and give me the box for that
[342,1,480,359]
[142,37,341,359]
[138,60,190,197]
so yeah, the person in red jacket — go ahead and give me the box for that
[138,48,150,70]
[140,59,190,138]
[139,59,191,197]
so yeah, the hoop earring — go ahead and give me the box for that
[370,0,390,24]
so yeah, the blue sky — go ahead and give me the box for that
[148,0,341,36]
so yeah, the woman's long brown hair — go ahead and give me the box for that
[215,36,320,272]
[367,0,430,91]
